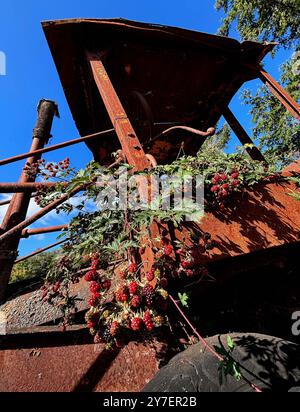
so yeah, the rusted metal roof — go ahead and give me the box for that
[42,18,275,163]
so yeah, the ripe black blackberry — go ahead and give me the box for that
[102,325,113,343]
[143,284,155,307]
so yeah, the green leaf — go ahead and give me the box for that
[178,292,189,308]
[227,335,235,351]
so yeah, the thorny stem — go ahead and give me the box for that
[169,294,263,393]
[169,294,223,361]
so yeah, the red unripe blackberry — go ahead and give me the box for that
[181,259,194,269]
[221,190,228,198]
[211,185,219,193]
[186,269,194,277]
[102,279,112,290]
[232,179,240,187]
[110,321,119,336]
[146,271,155,282]
[213,174,221,183]
[221,183,229,190]
[163,245,173,256]
[220,173,227,181]
[131,295,142,308]
[84,270,97,282]
[145,321,154,332]
[231,172,239,179]
[88,294,101,307]
[143,311,152,323]
[118,270,127,280]
[90,281,101,294]
[131,318,143,331]
[91,257,100,270]
[128,262,138,273]
[116,287,129,303]
[129,281,139,295]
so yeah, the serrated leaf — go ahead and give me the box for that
[227,335,235,350]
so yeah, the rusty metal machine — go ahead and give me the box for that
[0,19,299,392]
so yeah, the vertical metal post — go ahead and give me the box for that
[0,99,58,302]
[87,54,160,272]
[87,53,151,172]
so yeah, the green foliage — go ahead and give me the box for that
[216,0,300,169]
[44,150,275,283]
[215,0,300,48]
[242,61,300,168]
[178,292,190,308]
[215,335,242,384]
[201,124,231,153]
[10,252,56,284]
[288,176,300,201]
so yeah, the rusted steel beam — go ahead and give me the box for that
[88,54,163,273]
[0,194,37,207]
[0,128,115,167]
[0,100,58,303]
[0,183,86,245]
[259,69,300,121]
[0,182,64,193]
[88,54,151,172]
[21,225,68,238]
[222,106,267,163]
[14,239,67,265]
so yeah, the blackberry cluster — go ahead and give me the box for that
[102,325,113,343]
[143,284,155,307]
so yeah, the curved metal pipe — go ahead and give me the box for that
[145,126,216,148]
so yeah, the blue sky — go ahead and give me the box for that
[0,0,293,256]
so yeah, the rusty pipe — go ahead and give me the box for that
[0,128,115,167]
[14,239,68,265]
[0,182,66,193]
[21,225,68,238]
[0,157,122,244]
[145,126,216,148]
[0,183,86,244]
[0,100,58,303]
[0,194,37,207]
[160,125,216,138]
